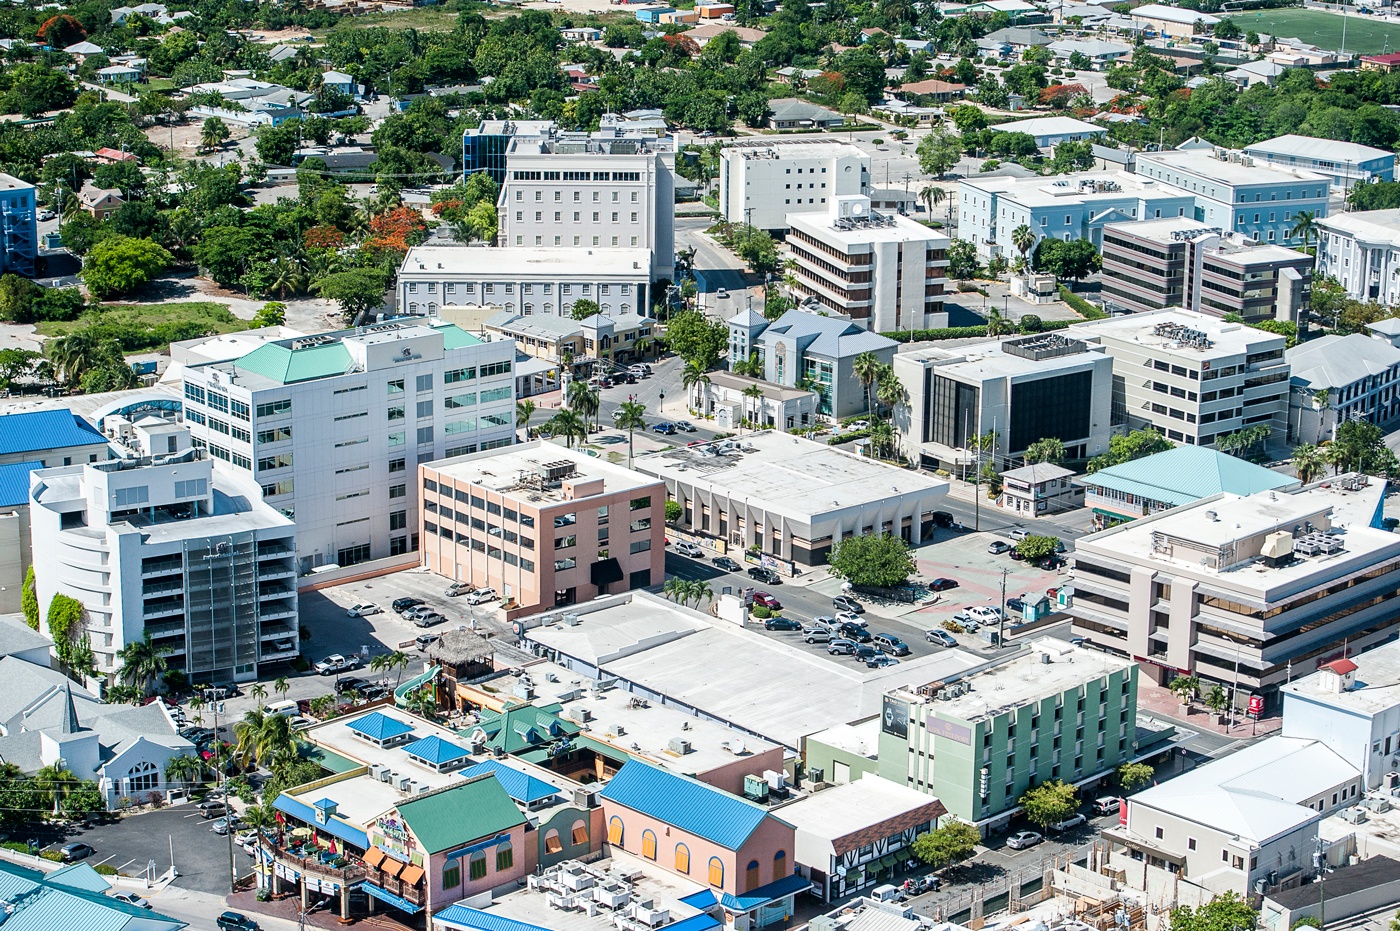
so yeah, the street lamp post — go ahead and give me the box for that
[1228,638,1242,730]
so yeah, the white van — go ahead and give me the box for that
[263,700,298,718]
[871,884,904,903]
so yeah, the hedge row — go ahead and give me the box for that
[882,317,1075,343]
[1060,286,1107,320]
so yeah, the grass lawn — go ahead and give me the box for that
[1231,8,1395,54]
[315,6,459,35]
[36,302,248,352]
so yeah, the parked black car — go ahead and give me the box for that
[217,913,261,931]
[748,567,781,585]
[712,555,742,572]
[838,623,872,643]
[391,597,424,613]
[763,618,803,631]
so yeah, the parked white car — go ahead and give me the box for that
[347,603,381,617]
[465,588,498,606]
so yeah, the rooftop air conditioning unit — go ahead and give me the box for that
[369,763,389,780]
[667,737,692,755]
[1341,807,1368,824]
[412,781,431,795]
[395,775,412,791]
[573,788,599,808]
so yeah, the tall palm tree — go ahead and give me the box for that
[691,581,714,609]
[566,380,600,430]
[613,400,647,467]
[164,753,209,791]
[853,352,881,417]
[682,361,711,413]
[249,683,268,704]
[918,184,946,219]
[115,632,172,696]
[1323,442,1348,475]
[985,308,1015,337]
[515,399,536,441]
[743,384,765,430]
[1289,210,1318,250]
[45,331,102,386]
[233,709,296,769]
[663,577,689,604]
[877,375,906,417]
[34,760,76,816]
[1012,224,1034,270]
[273,676,290,702]
[870,421,895,459]
[547,409,588,449]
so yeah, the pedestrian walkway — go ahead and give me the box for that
[1136,677,1281,739]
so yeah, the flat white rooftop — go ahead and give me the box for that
[787,208,949,246]
[724,140,867,160]
[776,774,946,843]
[804,718,881,760]
[1068,308,1285,360]
[962,171,1187,209]
[898,335,1103,382]
[1282,639,1400,716]
[400,246,653,278]
[1244,134,1394,165]
[634,433,947,525]
[1138,149,1328,187]
[987,116,1106,138]
[426,441,659,503]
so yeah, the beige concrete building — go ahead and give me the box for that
[419,442,665,616]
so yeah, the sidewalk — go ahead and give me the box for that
[1136,677,1281,739]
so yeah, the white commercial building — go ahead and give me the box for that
[1315,208,1400,305]
[1068,309,1290,448]
[986,116,1108,149]
[174,320,515,572]
[1129,3,1218,37]
[892,332,1114,471]
[958,172,1195,259]
[786,196,950,333]
[497,129,674,281]
[397,246,655,319]
[28,423,298,684]
[1135,148,1330,247]
[1286,333,1400,442]
[1283,648,1400,791]
[1242,135,1396,191]
[1066,473,1400,711]
[718,140,870,233]
[634,432,948,566]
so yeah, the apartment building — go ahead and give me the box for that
[1242,135,1395,191]
[879,638,1138,830]
[1100,218,1313,322]
[786,196,950,333]
[28,423,297,684]
[1134,148,1329,247]
[958,172,1195,260]
[419,443,664,614]
[176,320,515,572]
[718,140,870,233]
[460,119,555,185]
[0,173,34,277]
[1068,309,1290,448]
[1066,473,1400,711]
[397,246,655,320]
[1287,334,1400,443]
[892,332,1114,471]
[496,128,675,281]
[1314,209,1400,305]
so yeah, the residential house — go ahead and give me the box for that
[767,99,845,131]
[987,116,1108,149]
[892,79,968,104]
[997,462,1080,517]
[78,183,123,220]
[1046,38,1132,69]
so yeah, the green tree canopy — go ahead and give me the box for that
[1016,534,1060,561]
[1024,437,1065,464]
[1168,892,1258,931]
[1088,428,1173,473]
[917,129,964,179]
[1117,762,1154,791]
[571,298,602,320]
[911,821,980,868]
[314,268,390,324]
[1019,779,1078,829]
[664,310,728,369]
[827,533,915,589]
[79,236,172,299]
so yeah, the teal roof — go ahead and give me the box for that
[42,863,112,893]
[432,322,483,350]
[234,342,353,384]
[1084,446,1296,509]
[0,859,185,931]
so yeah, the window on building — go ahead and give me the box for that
[642,830,657,860]
[572,821,588,846]
[676,844,690,873]
[746,860,760,891]
[469,853,487,881]
[443,862,461,888]
[708,858,724,888]
[608,817,624,845]
[496,842,513,872]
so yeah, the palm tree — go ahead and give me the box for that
[870,421,895,459]
[515,399,536,441]
[1012,224,1035,270]
[613,400,647,467]
[733,351,764,379]
[742,384,765,430]
[853,351,881,417]
[233,709,297,769]
[405,683,437,721]
[566,380,601,430]
[249,683,268,705]
[663,577,689,604]
[918,184,946,219]
[370,650,411,688]
[164,752,209,791]
[547,408,588,449]
[273,676,290,702]
[1289,210,1318,250]
[45,331,102,386]
[1323,442,1348,475]
[985,308,1015,337]
[1292,443,1326,484]
[691,581,714,609]
[116,632,172,696]
[267,259,303,300]
[877,370,906,416]
[34,760,76,816]
[682,361,711,413]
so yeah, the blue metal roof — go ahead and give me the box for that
[0,410,105,457]
[461,759,560,804]
[599,761,771,850]
[667,915,722,931]
[347,711,415,741]
[679,873,812,912]
[432,905,552,931]
[272,794,371,850]
[0,460,41,507]
[362,881,423,914]
[403,734,472,766]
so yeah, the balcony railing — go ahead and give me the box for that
[363,867,426,906]
[261,838,367,886]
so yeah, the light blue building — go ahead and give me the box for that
[0,860,186,931]
[1135,148,1330,247]
[0,173,35,278]
[1243,135,1395,192]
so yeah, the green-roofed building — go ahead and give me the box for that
[1083,445,1298,525]
[473,702,580,755]
[176,318,516,572]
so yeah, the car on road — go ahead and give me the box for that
[629,364,651,378]
[930,511,955,528]
[112,893,151,909]
[926,629,958,647]
[1092,797,1121,816]
[803,627,831,643]
[675,542,704,558]
[335,676,367,694]
[712,555,742,571]
[197,800,228,817]
[811,615,838,629]
[928,578,958,592]
[1009,548,1025,561]
[837,622,872,642]
[1007,598,1028,616]
[1046,587,1060,600]
[210,816,246,835]
[751,592,781,609]
[465,587,498,606]
[415,633,441,651]
[1006,831,1043,850]
[872,633,910,656]
[315,654,360,675]
[1050,813,1087,832]
[180,726,214,742]
[403,605,435,620]
[764,617,802,631]
[965,605,1003,624]
[846,420,870,430]
[834,611,864,626]
[827,638,857,655]
[217,913,261,931]
[1009,529,1030,542]
[867,654,900,668]
[413,612,446,628]
[38,209,55,221]
[347,603,381,617]
[674,421,697,433]
[852,644,879,663]
[651,422,677,435]
[392,597,425,614]
[716,287,729,299]
[832,595,864,614]
[59,843,95,862]
[748,567,781,585]
[987,540,1012,554]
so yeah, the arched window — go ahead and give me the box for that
[495,840,513,872]
[608,816,624,846]
[641,829,657,860]
[505,302,516,312]
[675,844,690,873]
[428,302,438,315]
[746,859,760,891]
[544,303,554,315]
[524,303,534,315]
[774,850,787,875]
[708,857,724,888]
[571,820,588,846]
[544,829,562,855]
[469,851,487,881]
[126,761,159,793]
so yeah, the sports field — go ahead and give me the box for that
[1232,8,1395,55]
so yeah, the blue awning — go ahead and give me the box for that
[272,794,370,850]
[362,882,423,914]
[684,873,813,913]
[680,890,719,910]
[667,916,721,931]
[445,833,511,862]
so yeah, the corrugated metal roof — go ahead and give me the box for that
[234,342,353,384]
[0,460,42,507]
[1083,446,1295,507]
[599,760,773,850]
[0,411,106,457]
[346,711,415,741]
[0,859,185,931]
[460,759,560,804]
[395,775,526,853]
[432,905,553,931]
[402,734,472,766]
[272,794,371,849]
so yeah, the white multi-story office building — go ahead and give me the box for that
[718,140,870,233]
[1135,148,1330,247]
[497,128,675,282]
[175,320,515,572]
[957,172,1196,259]
[1315,208,1400,305]
[28,422,297,684]
[1066,473,1400,713]
[1068,309,1290,448]
[787,196,950,333]
[396,246,655,319]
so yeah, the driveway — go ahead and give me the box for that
[49,804,242,894]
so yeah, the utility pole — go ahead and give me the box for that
[997,566,1011,647]
[213,699,236,894]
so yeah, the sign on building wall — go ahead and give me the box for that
[375,813,413,860]
[925,716,972,746]
[882,696,909,738]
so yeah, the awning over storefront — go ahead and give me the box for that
[362,882,423,914]
[379,857,405,879]
[362,847,387,870]
[400,864,425,886]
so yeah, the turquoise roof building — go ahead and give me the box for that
[1083,445,1298,523]
[0,860,185,931]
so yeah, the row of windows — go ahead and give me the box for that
[515,210,641,224]
[409,281,635,298]
[513,185,641,199]
[607,817,786,889]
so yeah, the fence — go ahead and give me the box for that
[923,842,1098,927]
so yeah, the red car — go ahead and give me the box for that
[751,592,782,609]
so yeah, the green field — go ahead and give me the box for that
[36,302,247,354]
[1231,8,1396,55]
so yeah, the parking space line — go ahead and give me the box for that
[95,854,116,865]
[115,858,136,872]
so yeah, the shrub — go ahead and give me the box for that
[1020,314,1043,333]
[1,842,30,853]
[1060,286,1106,319]
[39,851,63,862]
[94,864,119,875]
[752,605,772,619]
